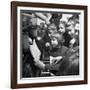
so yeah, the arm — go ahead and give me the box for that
[29,39,45,70]
[34,13,51,24]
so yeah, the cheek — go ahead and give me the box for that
[48,34,51,37]
[51,39,58,46]
[71,30,75,35]
[62,28,65,32]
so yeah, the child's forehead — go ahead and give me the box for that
[59,23,65,27]
[48,24,57,29]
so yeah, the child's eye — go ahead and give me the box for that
[60,27,63,29]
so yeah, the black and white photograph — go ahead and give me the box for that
[21,10,80,78]
[11,1,87,88]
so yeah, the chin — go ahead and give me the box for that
[52,45,57,48]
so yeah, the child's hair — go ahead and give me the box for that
[58,20,67,30]
[48,23,57,31]
[59,21,67,26]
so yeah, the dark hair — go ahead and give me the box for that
[48,23,57,30]
[50,13,62,26]
[68,14,79,22]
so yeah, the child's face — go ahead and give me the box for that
[58,23,66,33]
[50,33,63,48]
[48,24,57,37]
[51,37,58,48]
[67,24,75,37]
[74,23,80,35]
[30,17,37,25]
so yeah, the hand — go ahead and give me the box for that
[45,19,50,25]
[50,56,63,64]
[45,42,50,47]
[34,60,45,70]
